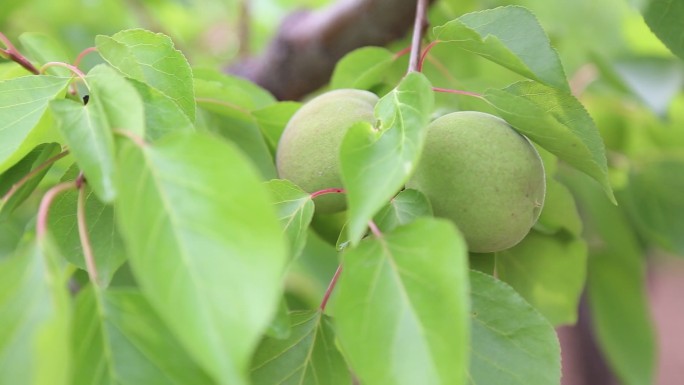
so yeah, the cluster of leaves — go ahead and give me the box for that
[0,1,682,385]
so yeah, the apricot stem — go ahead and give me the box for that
[310,188,346,199]
[320,264,343,312]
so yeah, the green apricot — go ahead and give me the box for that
[276,89,378,213]
[406,111,545,253]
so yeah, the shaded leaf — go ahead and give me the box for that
[340,72,433,244]
[534,177,583,237]
[115,132,287,385]
[0,75,69,174]
[373,188,432,233]
[434,6,568,91]
[334,218,469,385]
[50,98,116,202]
[48,165,125,286]
[496,231,588,325]
[643,0,684,60]
[71,286,214,385]
[264,298,291,340]
[252,101,301,153]
[95,29,195,121]
[251,310,350,385]
[0,143,61,220]
[469,270,560,385]
[0,237,71,385]
[265,179,315,260]
[484,81,615,203]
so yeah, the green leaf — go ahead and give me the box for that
[373,188,433,233]
[469,270,560,385]
[496,231,588,326]
[265,179,315,260]
[264,298,291,340]
[562,169,656,385]
[484,81,615,203]
[88,64,145,137]
[50,98,116,202]
[127,79,194,141]
[115,132,287,385]
[251,310,350,385]
[534,177,583,237]
[252,101,301,153]
[330,47,396,90]
[621,159,684,255]
[0,143,61,220]
[334,218,469,385]
[71,286,214,385]
[18,33,71,77]
[340,72,433,244]
[193,68,275,112]
[0,237,71,385]
[434,6,568,91]
[0,75,69,174]
[643,0,684,60]
[48,165,125,286]
[95,29,195,121]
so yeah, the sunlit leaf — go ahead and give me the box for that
[88,64,144,137]
[0,75,68,174]
[265,179,315,259]
[484,81,615,203]
[434,6,568,91]
[469,270,561,385]
[96,29,195,121]
[251,310,350,385]
[334,218,469,385]
[115,132,287,385]
[50,98,116,202]
[330,47,397,90]
[340,72,433,244]
[127,79,194,141]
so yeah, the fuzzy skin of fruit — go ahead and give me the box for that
[276,89,378,213]
[406,111,545,253]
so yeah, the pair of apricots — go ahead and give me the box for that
[276,89,545,253]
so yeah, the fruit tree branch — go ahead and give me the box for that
[229,0,433,100]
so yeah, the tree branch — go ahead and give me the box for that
[229,0,431,100]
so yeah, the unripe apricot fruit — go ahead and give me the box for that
[276,89,378,213]
[406,111,545,253]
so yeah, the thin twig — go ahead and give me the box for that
[77,175,100,286]
[368,220,383,238]
[433,87,484,99]
[0,32,40,74]
[310,188,346,199]
[36,181,77,239]
[320,264,343,311]
[1,150,70,203]
[408,0,429,73]
[418,40,440,72]
[73,47,98,69]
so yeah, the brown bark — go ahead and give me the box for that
[229,0,425,100]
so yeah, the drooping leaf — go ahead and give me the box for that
[643,0,684,60]
[496,231,588,326]
[469,270,561,385]
[563,168,656,385]
[0,75,69,174]
[534,177,583,237]
[252,101,301,153]
[340,72,433,244]
[18,33,71,77]
[95,29,195,121]
[71,286,214,385]
[50,98,116,202]
[621,159,684,255]
[87,64,145,137]
[334,218,469,385]
[127,79,194,141]
[484,81,615,203]
[434,6,568,91]
[0,143,62,220]
[251,310,350,385]
[265,179,315,260]
[0,237,71,385]
[373,188,433,233]
[330,47,397,90]
[115,132,287,385]
[48,165,125,286]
